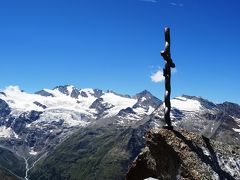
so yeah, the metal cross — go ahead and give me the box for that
[161,27,175,129]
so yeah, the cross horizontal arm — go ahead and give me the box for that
[160,51,176,68]
[161,27,175,68]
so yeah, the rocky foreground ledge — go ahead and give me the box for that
[126,128,240,180]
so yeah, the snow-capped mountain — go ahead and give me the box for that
[0,85,161,156]
[151,95,240,145]
[0,85,240,179]
[28,94,240,180]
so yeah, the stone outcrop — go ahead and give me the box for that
[126,128,240,180]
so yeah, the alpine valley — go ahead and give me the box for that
[0,85,239,180]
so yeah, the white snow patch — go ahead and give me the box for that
[36,109,90,127]
[134,107,146,115]
[141,97,147,102]
[233,128,240,134]
[202,147,211,156]
[0,126,19,139]
[78,88,97,108]
[1,86,157,128]
[102,92,137,117]
[80,88,95,97]
[2,86,43,112]
[132,105,155,116]
[212,172,220,180]
[2,86,97,120]
[171,97,202,111]
[147,106,155,115]
[118,119,124,124]
[125,114,140,121]
[29,149,38,155]
[67,85,74,95]
[144,178,158,180]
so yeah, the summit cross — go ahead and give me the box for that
[160,27,176,129]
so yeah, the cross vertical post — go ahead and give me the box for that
[161,27,175,129]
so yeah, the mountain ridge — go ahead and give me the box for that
[0,85,239,179]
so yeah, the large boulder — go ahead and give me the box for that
[126,128,240,180]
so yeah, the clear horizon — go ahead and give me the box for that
[0,0,239,104]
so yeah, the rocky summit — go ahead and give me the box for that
[126,128,240,180]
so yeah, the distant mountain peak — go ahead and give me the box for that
[0,85,239,180]
[134,90,152,99]
[52,85,81,98]
[133,90,162,111]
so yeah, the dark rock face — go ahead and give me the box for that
[19,110,42,124]
[70,88,80,98]
[93,89,104,98]
[80,91,88,97]
[4,111,42,135]
[127,128,240,180]
[0,92,6,96]
[218,102,240,118]
[53,85,81,98]
[133,90,162,110]
[0,99,11,117]
[26,128,57,148]
[127,129,180,180]
[80,89,104,98]
[33,101,47,109]
[54,85,69,95]
[117,107,136,117]
[10,119,26,134]
[127,121,153,159]
[90,98,105,111]
[35,90,54,97]
[90,98,114,118]
[171,108,185,120]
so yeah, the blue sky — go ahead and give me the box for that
[0,0,239,104]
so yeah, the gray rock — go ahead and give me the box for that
[33,101,47,109]
[127,128,240,180]
[70,88,80,98]
[0,99,11,117]
[54,85,69,95]
[80,91,88,97]
[35,90,54,97]
[117,107,136,117]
